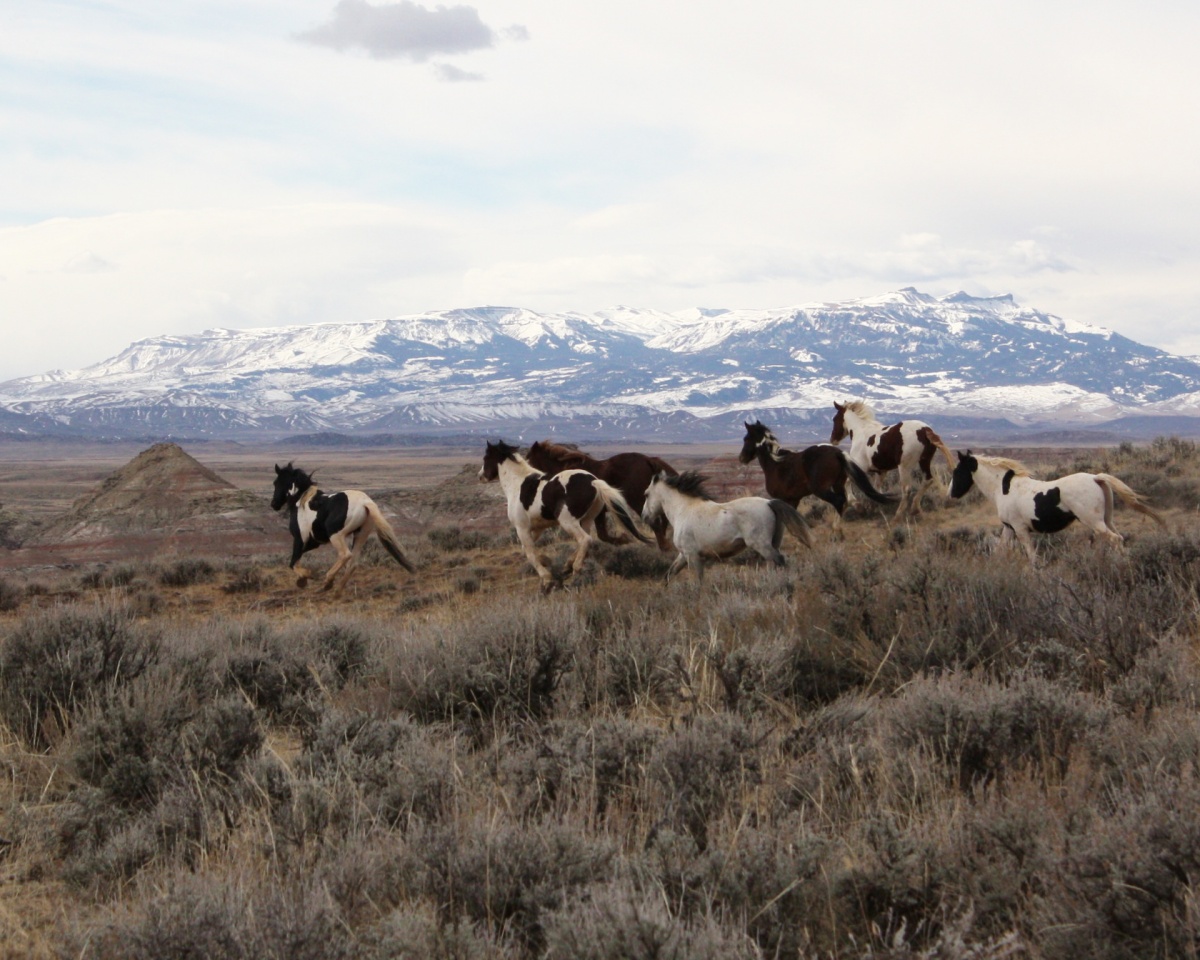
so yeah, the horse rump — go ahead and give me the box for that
[1095,474,1168,530]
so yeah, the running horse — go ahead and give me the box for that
[830,400,955,516]
[739,421,896,533]
[948,450,1166,561]
[526,440,678,551]
[480,440,651,592]
[642,470,812,584]
[271,462,415,591]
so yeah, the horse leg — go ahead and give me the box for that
[651,515,674,552]
[290,538,312,589]
[322,531,354,590]
[559,514,594,580]
[896,472,914,517]
[909,472,933,516]
[1013,527,1039,562]
[516,526,558,590]
[664,551,688,584]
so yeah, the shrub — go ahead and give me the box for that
[410,819,612,951]
[427,526,494,552]
[158,558,217,587]
[0,576,22,612]
[77,873,354,960]
[648,714,761,849]
[545,884,761,960]
[388,598,581,737]
[0,604,158,748]
[888,673,1109,787]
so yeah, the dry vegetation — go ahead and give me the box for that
[2,438,1200,958]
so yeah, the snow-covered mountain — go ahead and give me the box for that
[3,289,1200,441]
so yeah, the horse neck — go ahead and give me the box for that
[649,484,687,523]
[969,463,1006,500]
[844,409,882,435]
[755,441,787,474]
[497,455,540,498]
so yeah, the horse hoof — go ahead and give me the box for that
[296,576,309,589]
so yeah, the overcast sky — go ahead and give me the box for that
[2,0,1199,381]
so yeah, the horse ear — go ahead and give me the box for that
[274,464,280,474]
[834,401,844,411]
[957,450,969,461]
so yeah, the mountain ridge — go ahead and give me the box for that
[3,288,1199,442]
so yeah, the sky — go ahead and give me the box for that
[2,0,1200,382]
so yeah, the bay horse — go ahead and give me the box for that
[642,471,812,583]
[526,440,678,551]
[948,450,1166,561]
[271,463,415,591]
[739,421,896,533]
[830,400,955,516]
[479,440,651,592]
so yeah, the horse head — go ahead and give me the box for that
[948,450,978,499]
[271,462,312,511]
[480,440,519,482]
[641,470,670,525]
[738,420,769,464]
[830,402,849,444]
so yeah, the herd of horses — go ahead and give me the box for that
[271,400,1167,593]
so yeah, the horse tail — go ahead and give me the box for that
[594,479,653,543]
[768,499,813,549]
[927,427,956,471]
[367,503,416,572]
[1095,475,1168,530]
[840,451,898,504]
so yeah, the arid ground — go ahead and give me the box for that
[1,437,1199,958]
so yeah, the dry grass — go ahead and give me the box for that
[1,440,1198,957]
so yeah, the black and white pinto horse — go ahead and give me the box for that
[642,471,812,583]
[479,440,650,591]
[830,400,955,516]
[949,451,1166,560]
[271,463,415,590]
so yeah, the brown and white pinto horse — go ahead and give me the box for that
[830,400,955,516]
[480,440,651,592]
[739,421,896,533]
[526,440,678,551]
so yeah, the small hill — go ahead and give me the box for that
[7,443,282,565]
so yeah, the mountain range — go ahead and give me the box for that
[2,287,1199,442]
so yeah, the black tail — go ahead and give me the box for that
[842,453,898,504]
[596,480,653,544]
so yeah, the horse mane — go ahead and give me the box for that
[975,455,1031,477]
[757,426,788,462]
[533,440,592,468]
[842,399,877,422]
[662,470,713,500]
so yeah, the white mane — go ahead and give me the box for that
[974,455,1031,477]
[842,399,878,423]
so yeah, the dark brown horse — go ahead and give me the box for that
[526,440,678,550]
[739,421,896,531]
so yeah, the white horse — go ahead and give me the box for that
[642,471,812,583]
[479,440,650,591]
[830,400,955,515]
[948,450,1166,560]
